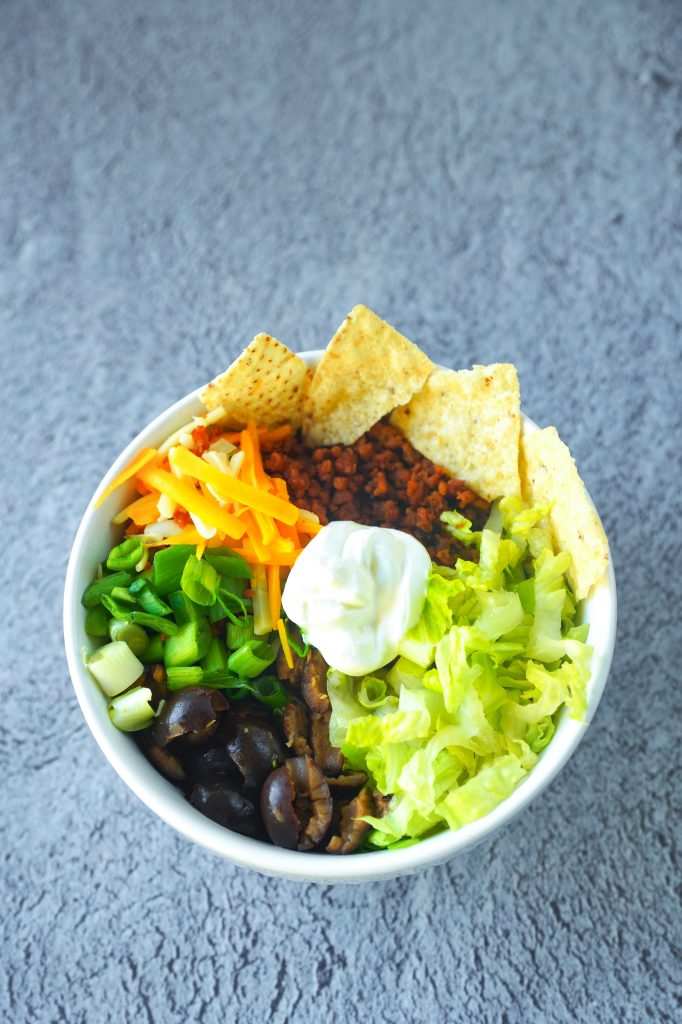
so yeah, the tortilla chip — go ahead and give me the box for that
[302,305,434,446]
[201,334,312,428]
[391,364,521,501]
[521,425,609,599]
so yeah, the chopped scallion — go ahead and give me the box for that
[181,555,219,606]
[84,606,110,638]
[108,620,150,657]
[248,675,289,711]
[139,633,166,664]
[166,666,204,691]
[284,620,309,658]
[152,545,195,596]
[108,686,155,732]
[217,575,246,598]
[110,586,138,606]
[164,618,211,667]
[100,594,134,622]
[129,611,179,635]
[204,672,250,698]
[227,640,276,679]
[201,636,227,674]
[204,549,252,579]
[81,571,133,609]
[226,615,255,650]
[87,640,144,696]
[252,565,271,636]
[129,577,172,616]
[208,588,249,625]
[169,589,202,625]
[203,670,246,693]
[106,537,146,572]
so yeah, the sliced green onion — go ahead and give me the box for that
[204,549,252,579]
[227,640,276,679]
[181,555,219,606]
[110,586,138,606]
[164,618,211,667]
[106,537,146,572]
[205,672,251,698]
[139,633,166,664]
[87,640,144,696]
[226,615,255,650]
[284,620,309,658]
[252,565,272,636]
[129,578,172,616]
[100,594,134,621]
[84,606,110,638]
[217,575,246,598]
[248,675,289,711]
[129,611,179,635]
[208,588,249,625]
[169,590,202,625]
[201,636,228,674]
[108,686,155,732]
[152,545,195,596]
[81,571,133,609]
[166,666,204,691]
[108,620,150,658]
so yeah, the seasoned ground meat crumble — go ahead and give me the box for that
[262,421,489,565]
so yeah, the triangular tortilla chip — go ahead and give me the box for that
[302,305,434,446]
[521,425,609,599]
[201,334,312,428]
[391,364,521,501]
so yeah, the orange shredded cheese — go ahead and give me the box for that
[234,544,299,567]
[296,519,323,536]
[95,448,158,507]
[240,511,270,562]
[277,617,294,670]
[144,527,205,547]
[168,446,300,525]
[272,477,290,500]
[261,424,293,444]
[112,492,160,526]
[137,465,246,540]
[245,421,271,491]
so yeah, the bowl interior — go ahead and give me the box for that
[64,352,616,882]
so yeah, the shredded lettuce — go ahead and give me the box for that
[327,499,593,847]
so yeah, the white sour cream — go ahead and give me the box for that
[282,522,431,676]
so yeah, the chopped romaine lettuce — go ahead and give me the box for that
[328,499,593,848]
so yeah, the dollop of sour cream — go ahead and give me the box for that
[282,522,431,676]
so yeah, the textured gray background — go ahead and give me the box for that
[2,1,680,1021]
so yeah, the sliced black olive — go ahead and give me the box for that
[282,701,312,757]
[182,743,241,784]
[310,711,344,775]
[261,755,332,851]
[276,645,305,686]
[223,708,286,794]
[325,770,368,796]
[152,686,229,748]
[139,730,186,784]
[301,650,330,714]
[372,789,392,818]
[190,779,261,838]
[326,786,374,854]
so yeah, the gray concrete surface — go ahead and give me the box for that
[2,1,680,1021]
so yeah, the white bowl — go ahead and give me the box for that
[63,350,617,883]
